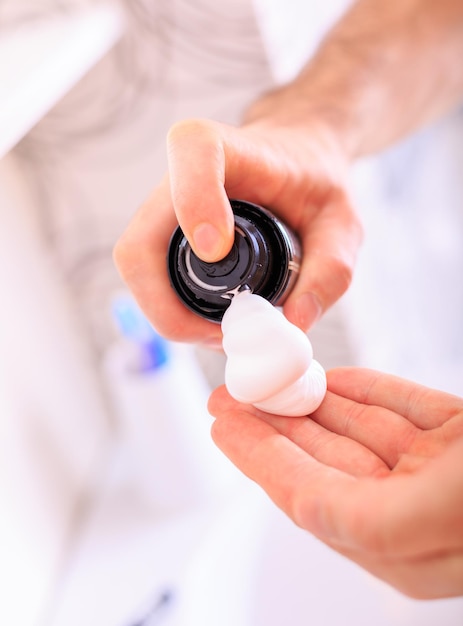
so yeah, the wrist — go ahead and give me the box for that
[245,0,463,162]
[242,82,358,177]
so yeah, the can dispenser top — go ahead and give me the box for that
[167,199,301,322]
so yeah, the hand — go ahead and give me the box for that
[113,116,362,344]
[209,367,463,599]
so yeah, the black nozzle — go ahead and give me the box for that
[167,199,301,322]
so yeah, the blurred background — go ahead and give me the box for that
[0,1,462,625]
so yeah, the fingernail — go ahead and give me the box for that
[295,292,322,330]
[192,222,223,260]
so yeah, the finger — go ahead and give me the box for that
[114,177,222,343]
[310,436,463,557]
[283,191,363,331]
[210,386,463,558]
[209,386,389,478]
[167,119,237,262]
[166,119,318,262]
[209,386,359,541]
[309,389,420,469]
[168,119,362,331]
[211,387,463,599]
[327,367,463,430]
[215,391,463,600]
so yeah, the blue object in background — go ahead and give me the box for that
[111,294,169,373]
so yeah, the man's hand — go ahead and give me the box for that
[113,0,463,346]
[209,367,463,599]
[113,118,362,344]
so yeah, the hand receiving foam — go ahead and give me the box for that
[221,291,327,417]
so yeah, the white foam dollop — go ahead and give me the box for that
[221,291,327,416]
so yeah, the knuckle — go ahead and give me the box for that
[113,232,150,286]
[336,260,354,295]
[112,235,132,278]
[290,487,315,532]
[333,256,354,294]
[153,319,182,342]
[322,254,354,299]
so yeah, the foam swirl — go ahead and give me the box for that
[221,291,326,416]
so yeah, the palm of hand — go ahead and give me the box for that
[209,367,463,599]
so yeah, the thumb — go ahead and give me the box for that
[167,119,235,262]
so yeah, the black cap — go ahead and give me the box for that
[167,199,300,322]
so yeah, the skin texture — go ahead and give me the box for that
[113,0,463,599]
[114,119,359,343]
[209,368,463,599]
[114,0,463,344]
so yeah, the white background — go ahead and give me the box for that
[0,1,462,625]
